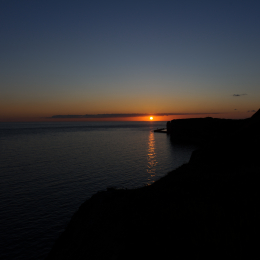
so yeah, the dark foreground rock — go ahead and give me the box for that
[46,110,260,259]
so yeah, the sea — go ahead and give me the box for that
[0,121,197,260]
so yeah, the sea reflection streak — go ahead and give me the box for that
[147,131,157,184]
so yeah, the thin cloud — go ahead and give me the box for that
[50,113,220,119]
[233,94,247,97]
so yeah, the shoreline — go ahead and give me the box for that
[46,110,260,259]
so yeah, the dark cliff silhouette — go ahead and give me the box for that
[167,116,246,144]
[46,109,260,259]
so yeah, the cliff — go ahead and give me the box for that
[46,110,260,259]
[167,116,246,144]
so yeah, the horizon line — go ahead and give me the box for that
[50,112,221,119]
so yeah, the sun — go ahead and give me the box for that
[150,116,153,120]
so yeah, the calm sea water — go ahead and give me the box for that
[0,121,197,260]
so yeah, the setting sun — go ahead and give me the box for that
[150,116,153,120]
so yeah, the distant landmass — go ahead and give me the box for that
[46,109,260,259]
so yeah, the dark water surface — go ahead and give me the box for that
[0,121,197,260]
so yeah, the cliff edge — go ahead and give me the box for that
[46,110,260,259]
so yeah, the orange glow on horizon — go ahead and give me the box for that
[0,115,175,122]
[0,112,253,122]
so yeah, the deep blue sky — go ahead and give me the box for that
[1,0,259,120]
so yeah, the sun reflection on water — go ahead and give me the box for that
[147,131,157,185]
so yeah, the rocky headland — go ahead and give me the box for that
[46,110,260,259]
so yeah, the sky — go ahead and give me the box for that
[1,0,259,121]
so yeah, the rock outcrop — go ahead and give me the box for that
[46,110,260,259]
